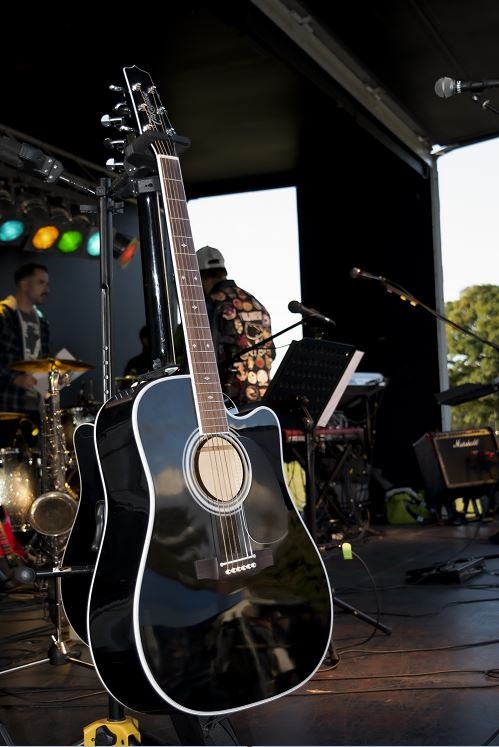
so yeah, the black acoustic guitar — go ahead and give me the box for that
[60,422,103,644]
[87,65,333,716]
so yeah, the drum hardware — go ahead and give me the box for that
[61,405,98,454]
[9,357,94,375]
[115,374,139,391]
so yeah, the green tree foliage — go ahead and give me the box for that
[445,285,499,432]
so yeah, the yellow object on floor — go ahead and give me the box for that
[454,496,483,517]
[284,460,307,512]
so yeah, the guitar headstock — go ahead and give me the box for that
[102,66,190,171]
[122,65,175,145]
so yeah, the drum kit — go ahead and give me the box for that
[0,357,97,559]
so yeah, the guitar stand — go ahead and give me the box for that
[81,695,239,746]
[83,696,141,746]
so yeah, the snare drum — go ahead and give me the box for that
[61,406,97,452]
[0,448,41,531]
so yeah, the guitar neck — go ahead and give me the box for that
[156,154,228,435]
[121,64,228,434]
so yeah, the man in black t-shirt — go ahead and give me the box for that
[0,263,50,446]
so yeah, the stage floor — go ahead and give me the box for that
[2,516,499,746]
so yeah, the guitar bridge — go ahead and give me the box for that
[195,548,273,580]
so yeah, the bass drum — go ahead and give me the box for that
[0,448,41,531]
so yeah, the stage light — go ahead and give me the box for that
[22,196,59,252]
[0,187,121,261]
[52,207,85,254]
[85,228,100,257]
[0,187,26,245]
[18,198,100,259]
[113,232,140,268]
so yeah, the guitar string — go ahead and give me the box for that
[161,156,250,568]
[142,82,253,571]
[162,156,248,569]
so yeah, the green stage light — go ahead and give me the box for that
[57,229,84,253]
[52,207,83,254]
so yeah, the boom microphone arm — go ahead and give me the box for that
[350,268,499,354]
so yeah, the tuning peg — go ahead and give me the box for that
[101,113,123,128]
[105,158,124,170]
[113,102,130,113]
[103,138,126,151]
[109,84,124,93]
[101,114,135,133]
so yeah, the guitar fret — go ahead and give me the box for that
[158,154,229,434]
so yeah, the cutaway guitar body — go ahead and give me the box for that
[88,375,332,714]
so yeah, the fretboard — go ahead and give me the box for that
[157,154,229,435]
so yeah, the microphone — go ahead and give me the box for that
[12,564,95,585]
[13,565,37,585]
[349,267,386,282]
[288,300,336,326]
[434,77,499,98]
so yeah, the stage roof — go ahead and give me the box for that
[2,1,498,191]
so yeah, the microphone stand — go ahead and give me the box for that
[376,276,499,354]
[471,94,499,118]
[227,317,319,365]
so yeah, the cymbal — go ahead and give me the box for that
[0,412,26,421]
[115,375,138,382]
[9,358,94,374]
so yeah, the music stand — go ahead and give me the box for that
[264,338,391,637]
[264,338,364,539]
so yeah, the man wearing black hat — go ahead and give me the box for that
[195,245,275,408]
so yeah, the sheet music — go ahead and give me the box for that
[348,371,385,386]
[33,348,85,398]
[317,350,365,427]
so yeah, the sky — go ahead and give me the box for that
[437,136,499,301]
[188,187,302,371]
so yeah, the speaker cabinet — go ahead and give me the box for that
[413,428,499,501]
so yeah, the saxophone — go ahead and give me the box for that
[28,367,77,559]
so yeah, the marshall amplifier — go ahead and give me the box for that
[413,428,499,501]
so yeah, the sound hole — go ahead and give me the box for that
[195,436,244,503]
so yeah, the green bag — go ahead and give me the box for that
[385,487,433,525]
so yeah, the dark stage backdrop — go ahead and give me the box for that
[296,91,442,490]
